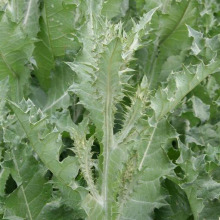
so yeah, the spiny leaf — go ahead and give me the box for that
[70,118,102,203]
[145,0,199,88]
[8,100,80,187]
[151,61,219,122]
[117,120,177,220]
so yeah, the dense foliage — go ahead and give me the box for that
[0,0,220,219]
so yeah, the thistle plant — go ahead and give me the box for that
[0,0,220,219]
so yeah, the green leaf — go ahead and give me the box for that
[102,0,128,19]
[191,96,210,122]
[5,0,26,23]
[185,123,220,147]
[96,37,123,218]
[174,137,220,219]
[151,61,219,121]
[4,0,40,37]
[0,17,33,101]
[199,199,220,220]
[117,120,177,220]
[22,0,40,37]
[116,75,149,144]
[0,78,8,121]
[146,0,199,88]
[42,62,75,113]
[36,200,84,220]
[154,179,192,220]
[0,167,10,197]
[2,145,51,220]
[8,100,80,187]
[71,119,102,202]
[33,0,80,89]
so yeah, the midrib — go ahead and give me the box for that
[138,125,157,171]
[103,84,112,219]
[23,0,33,26]
[44,4,54,60]
[0,50,17,78]
[102,40,118,219]
[43,91,68,112]
[159,0,192,45]
[11,106,70,186]
[0,50,21,100]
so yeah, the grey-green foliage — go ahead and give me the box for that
[0,0,220,219]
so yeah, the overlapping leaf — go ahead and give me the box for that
[0,17,33,101]
[33,0,80,89]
